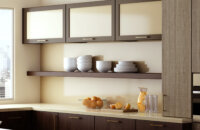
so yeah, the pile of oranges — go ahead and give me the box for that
[83,96,103,109]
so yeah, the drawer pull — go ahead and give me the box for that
[82,38,94,41]
[8,116,23,120]
[150,124,164,127]
[107,120,121,123]
[37,39,48,42]
[135,36,148,39]
[68,116,81,119]
[163,94,167,111]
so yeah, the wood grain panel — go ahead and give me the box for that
[136,120,191,130]
[58,113,94,130]
[95,116,135,130]
[192,0,200,72]
[27,71,162,79]
[162,0,192,118]
[32,111,58,130]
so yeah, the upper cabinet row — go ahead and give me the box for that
[23,0,162,44]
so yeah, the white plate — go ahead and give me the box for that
[116,64,136,69]
[114,68,138,73]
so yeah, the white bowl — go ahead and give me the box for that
[77,55,92,61]
[77,60,92,65]
[64,58,77,72]
[96,61,112,72]
[78,65,92,72]
[118,61,134,66]
[64,66,77,72]
[77,64,92,68]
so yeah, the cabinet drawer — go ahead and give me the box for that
[136,120,191,130]
[0,111,31,130]
[58,113,94,130]
[193,123,200,130]
[95,116,135,130]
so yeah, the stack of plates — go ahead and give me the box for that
[77,55,92,72]
[114,61,137,73]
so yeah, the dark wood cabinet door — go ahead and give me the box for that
[0,111,31,130]
[136,120,191,130]
[95,116,135,130]
[32,111,58,130]
[58,113,94,130]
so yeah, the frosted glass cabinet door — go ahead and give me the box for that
[23,5,66,44]
[66,0,115,42]
[116,0,162,41]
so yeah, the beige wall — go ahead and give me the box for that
[40,0,163,111]
[0,0,41,104]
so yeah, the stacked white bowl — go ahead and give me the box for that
[77,55,92,72]
[64,57,77,72]
[114,61,138,73]
[96,61,112,73]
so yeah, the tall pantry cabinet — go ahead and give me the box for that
[192,0,200,72]
[162,0,192,118]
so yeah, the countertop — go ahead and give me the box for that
[0,104,192,124]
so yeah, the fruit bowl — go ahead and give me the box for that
[82,96,105,109]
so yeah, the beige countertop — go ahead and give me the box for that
[0,104,192,124]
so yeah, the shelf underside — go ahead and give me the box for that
[27,71,162,79]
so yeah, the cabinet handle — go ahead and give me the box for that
[163,94,167,111]
[135,36,148,39]
[68,116,81,119]
[37,39,48,42]
[8,116,23,120]
[82,38,94,41]
[150,124,164,127]
[107,120,121,123]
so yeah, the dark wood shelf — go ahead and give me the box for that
[27,71,162,79]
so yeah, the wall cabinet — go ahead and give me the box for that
[0,111,31,130]
[116,0,162,41]
[95,116,135,130]
[32,111,58,130]
[162,0,192,118]
[58,113,94,130]
[23,5,66,44]
[136,120,191,130]
[192,0,200,72]
[66,0,115,42]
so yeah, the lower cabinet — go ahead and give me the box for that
[32,111,58,130]
[0,111,31,130]
[136,120,192,130]
[95,116,135,130]
[58,113,94,130]
[0,111,192,130]
[193,123,200,130]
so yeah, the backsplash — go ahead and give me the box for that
[40,42,162,112]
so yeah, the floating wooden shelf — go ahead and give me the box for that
[27,71,162,79]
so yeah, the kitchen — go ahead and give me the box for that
[0,0,198,130]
